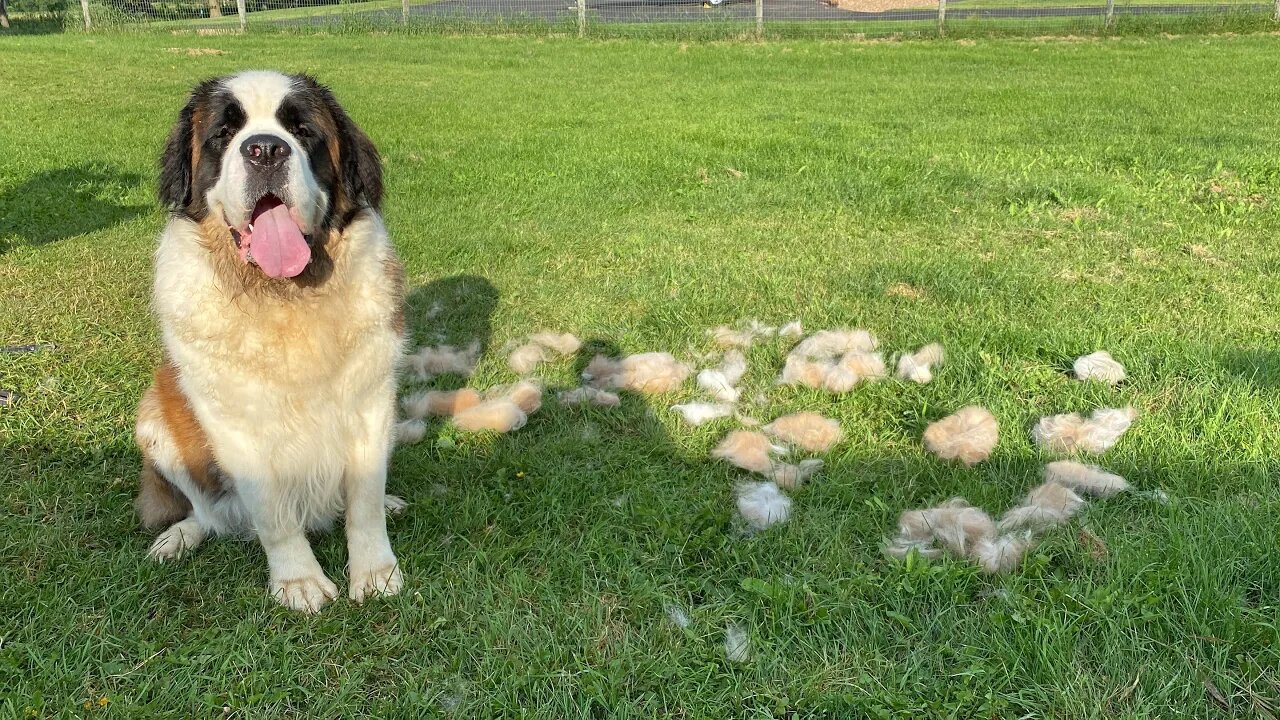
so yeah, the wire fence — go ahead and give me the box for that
[8,0,1277,36]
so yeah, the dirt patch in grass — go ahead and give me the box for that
[165,47,226,56]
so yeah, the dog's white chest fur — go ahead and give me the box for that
[152,213,403,532]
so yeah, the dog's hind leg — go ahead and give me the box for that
[134,366,220,562]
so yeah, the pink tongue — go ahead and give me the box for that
[251,201,311,278]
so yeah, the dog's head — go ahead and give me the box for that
[158,71,382,280]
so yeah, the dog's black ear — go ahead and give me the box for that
[340,118,384,211]
[157,93,197,212]
[305,76,383,211]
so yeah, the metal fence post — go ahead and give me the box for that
[936,0,945,35]
[1274,0,1278,22]
[402,0,408,23]
[237,0,246,30]
[577,0,585,37]
[1104,0,1114,28]
[79,0,90,28]
[755,0,763,38]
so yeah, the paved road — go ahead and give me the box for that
[295,0,1266,25]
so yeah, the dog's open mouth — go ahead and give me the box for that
[230,194,312,279]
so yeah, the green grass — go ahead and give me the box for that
[4,31,1280,718]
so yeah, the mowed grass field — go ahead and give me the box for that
[3,31,1280,717]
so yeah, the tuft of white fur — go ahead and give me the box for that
[395,419,427,445]
[671,402,736,426]
[1073,351,1126,385]
[1032,406,1136,454]
[923,406,999,466]
[1042,460,1129,497]
[972,533,1033,573]
[583,352,690,394]
[736,481,791,530]
[697,349,748,403]
[765,458,824,489]
[997,481,1085,532]
[778,320,804,339]
[791,329,878,359]
[763,412,843,453]
[665,603,692,629]
[528,332,582,356]
[508,343,550,375]
[896,343,945,384]
[558,386,622,408]
[408,342,480,380]
[452,400,527,433]
[724,623,751,663]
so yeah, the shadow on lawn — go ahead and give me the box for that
[1220,348,1280,389]
[0,164,149,254]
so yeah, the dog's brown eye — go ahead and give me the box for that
[216,126,233,139]
[292,124,312,139]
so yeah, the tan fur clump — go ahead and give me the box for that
[1032,406,1136,454]
[838,351,887,381]
[777,329,884,393]
[1073,351,1126,385]
[765,458,824,489]
[528,332,582,356]
[711,431,779,474]
[885,498,994,559]
[507,332,582,375]
[558,386,621,408]
[885,498,1031,574]
[1043,460,1129,497]
[997,481,1085,532]
[791,329,878,359]
[763,412,843,453]
[488,380,543,414]
[408,342,480,380]
[778,356,832,389]
[401,388,482,419]
[508,343,551,375]
[711,431,821,488]
[453,400,527,433]
[707,325,756,349]
[896,343,945,384]
[923,406,999,466]
[584,352,690,394]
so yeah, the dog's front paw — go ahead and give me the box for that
[270,572,339,614]
[349,561,404,604]
[147,519,206,563]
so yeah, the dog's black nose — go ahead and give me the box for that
[240,134,291,168]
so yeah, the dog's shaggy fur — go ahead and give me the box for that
[134,71,404,613]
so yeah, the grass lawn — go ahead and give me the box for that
[3,30,1280,718]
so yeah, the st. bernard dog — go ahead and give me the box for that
[133,71,406,613]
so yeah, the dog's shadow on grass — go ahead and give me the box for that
[1220,348,1280,389]
[0,164,149,254]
